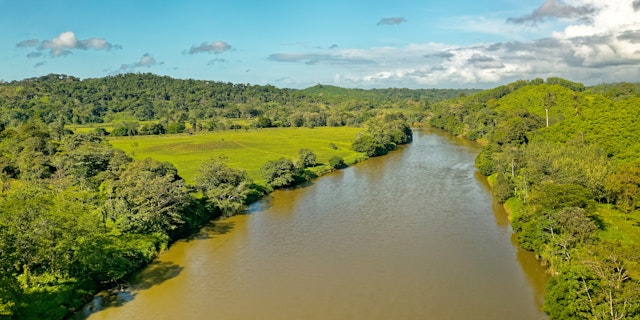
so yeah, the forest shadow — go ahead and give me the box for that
[129,260,183,291]
[70,261,183,319]
[184,220,236,241]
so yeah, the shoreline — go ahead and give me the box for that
[69,130,409,319]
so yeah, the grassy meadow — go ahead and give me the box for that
[107,126,367,184]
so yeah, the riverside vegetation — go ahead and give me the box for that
[430,77,640,319]
[0,74,424,319]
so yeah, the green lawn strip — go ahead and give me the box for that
[107,127,366,184]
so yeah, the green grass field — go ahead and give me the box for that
[107,127,367,184]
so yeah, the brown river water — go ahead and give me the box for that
[76,128,548,320]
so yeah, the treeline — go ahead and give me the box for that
[429,78,640,319]
[0,73,474,132]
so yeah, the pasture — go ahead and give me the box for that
[107,127,367,183]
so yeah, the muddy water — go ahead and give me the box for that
[80,128,548,320]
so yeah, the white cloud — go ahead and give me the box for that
[268,0,640,88]
[551,0,640,68]
[34,31,120,57]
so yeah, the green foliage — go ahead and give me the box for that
[493,172,513,203]
[166,121,186,134]
[73,233,163,284]
[111,122,139,136]
[352,134,387,157]
[106,158,190,235]
[475,146,495,176]
[430,77,640,317]
[297,148,317,168]
[0,272,18,317]
[139,122,167,135]
[606,162,640,213]
[0,73,463,132]
[491,110,544,145]
[351,119,412,157]
[328,156,346,169]
[544,266,598,319]
[194,158,252,217]
[528,183,595,214]
[260,158,299,188]
[253,116,273,128]
[546,77,586,92]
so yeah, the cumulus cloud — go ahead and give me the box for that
[16,31,119,58]
[274,9,624,86]
[188,41,232,54]
[270,0,640,88]
[34,61,47,68]
[36,31,119,57]
[377,17,406,26]
[507,0,595,25]
[120,53,162,71]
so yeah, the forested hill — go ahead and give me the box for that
[0,73,475,127]
[429,77,640,319]
[300,84,478,102]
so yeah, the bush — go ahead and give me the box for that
[260,158,298,188]
[167,122,186,134]
[328,156,346,169]
[352,134,388,157]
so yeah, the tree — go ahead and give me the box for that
[544,266,599,319]
[107,158,190,235]
[52,133,115,183]
[195,158,251,217]
[606,162,640,213]
[328,156,346,169]
[297,148,317,168]
[352,134,387,157]
[167,121,186,134]
[528,183,595,213]
[254,116,272,128]
[492,110,544,146]
[493,172,513,203]
[111,122,139,136]
[260,158,298,188]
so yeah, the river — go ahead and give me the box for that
[78,128,548,320]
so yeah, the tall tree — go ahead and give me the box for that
[195,158,251,217]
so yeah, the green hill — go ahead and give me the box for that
[430,78,640,319]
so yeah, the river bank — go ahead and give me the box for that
[75,128,547,320]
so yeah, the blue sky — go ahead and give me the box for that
[2,0,640,88]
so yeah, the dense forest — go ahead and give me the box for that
[429,77,640,319]
[0,73,475,132]
[0,73,426,319]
